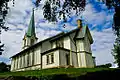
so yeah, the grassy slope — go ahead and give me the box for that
[0,68,118,77]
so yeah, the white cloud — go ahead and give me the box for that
[1,30,23,58]
[91,28,115,65]
[7,0,33,23]
[36,28,61,42]
[81,3,113,30]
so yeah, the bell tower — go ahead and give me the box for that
[22,9,38,49]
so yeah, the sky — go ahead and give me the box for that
[0,0,116,67]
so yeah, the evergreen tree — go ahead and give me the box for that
[0,0,11,33]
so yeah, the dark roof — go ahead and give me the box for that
[11,26,92,58]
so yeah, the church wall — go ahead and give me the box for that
[10,59,15,71]
[14,58,17,70]
[69,33,76,52]
[71,52,78,67]
[59,49,78,67]
[24,53,27,67]
[64,36,70,49]
[80,52,87,67]
[12,52,41,71]
[16,57,19,70]
[76,40,85,52]
[27,52,30,67]
[84,33,92,53]
[29,51,33,66]
[59,49,69,66]
[23,65,41,71]
[26,38,30,46]
[21,54,25,68]
[76,29,83,39]
[70,40,76,52]
[34,46,41,65]
[77,52,94,68]
[19,56,22,68]
[22,40,25,49]
[51,41,56,48]
[17,56,20,69]
[78,52,87,67]
[50,37,64,49]
[42,50,59,69]
[76,35,94,68]
[85,53,94,68]
[15,65,41,71]
[11,45,42,72]
[15,68,25,71]
[11,59,14,71]
[77,52,87,68]
[41,41,51,53]
[77,53,82,67]
[30,65,41,70]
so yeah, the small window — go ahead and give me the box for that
[51,53,54,63]
[13,58,16,70]
[56,39,64,48]
[23,55,26,68]
[46,53,54,64]
[13,59,15,70]
[46,55,49,64]
[66,53,70,65]
[27,54,29,67]
[16,58,18,69]
[32,50,34,65]
[20,56,22,68]
[31,39,34,45]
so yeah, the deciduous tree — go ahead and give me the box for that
[0,0,14,55]
[0,62,10,72]
[99,0,120,67]
[35,0,86,22]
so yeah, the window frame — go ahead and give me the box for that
[46,53,54,65]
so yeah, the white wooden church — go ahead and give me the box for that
[10,10,95,72]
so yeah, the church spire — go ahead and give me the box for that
[22,8,37,49]
[26,8,35,37]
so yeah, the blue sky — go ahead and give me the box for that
[0,0,116,67]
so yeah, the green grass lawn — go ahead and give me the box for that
[0,68,118,77]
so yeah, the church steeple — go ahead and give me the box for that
[26,9,35,37]
[22,9,38,49]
